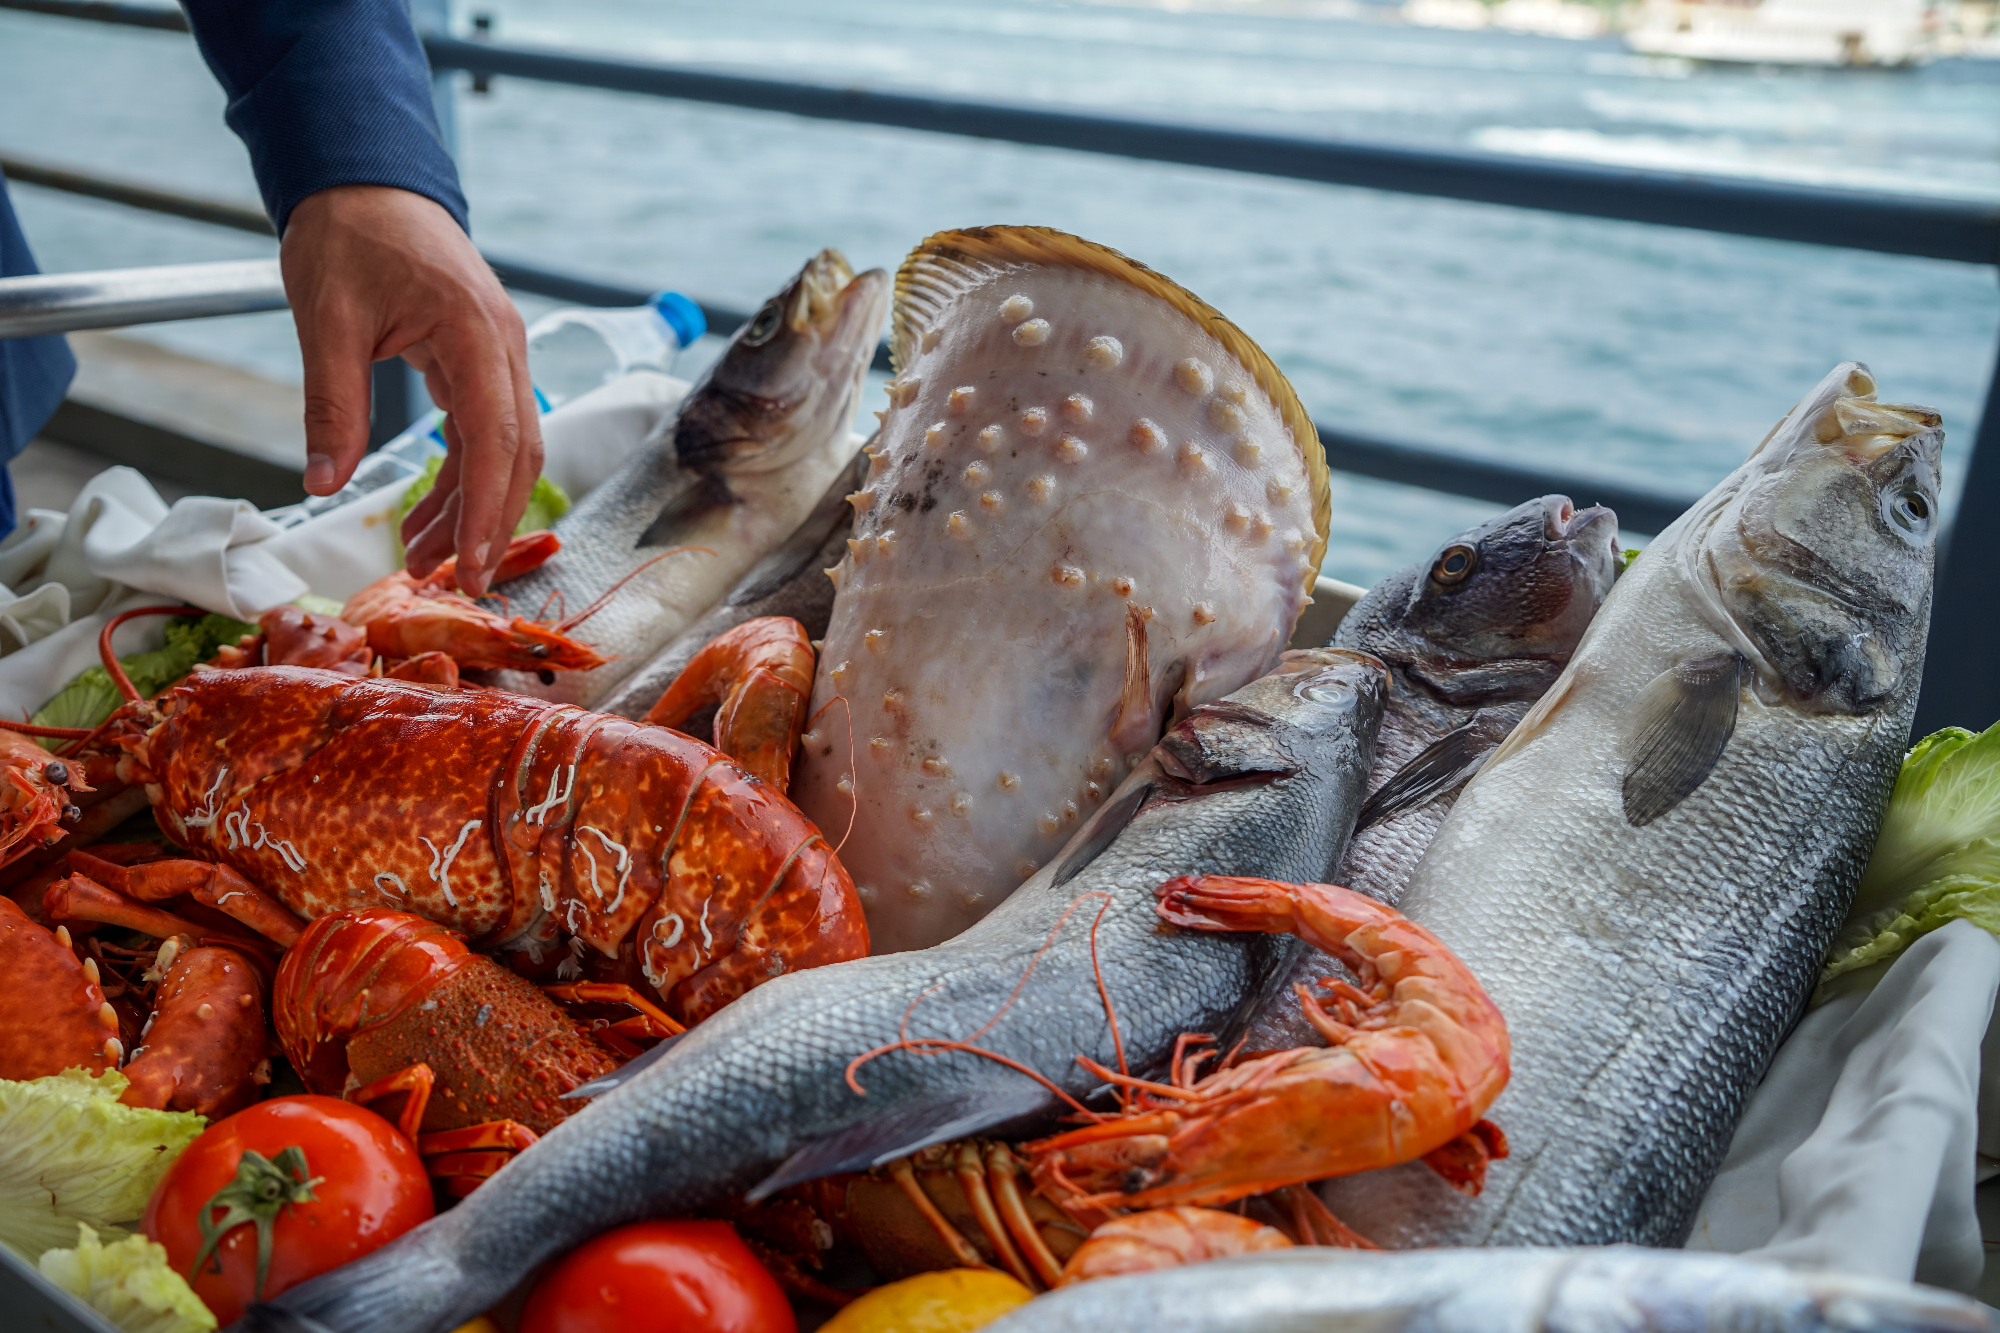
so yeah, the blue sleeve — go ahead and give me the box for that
[179,0,469,237]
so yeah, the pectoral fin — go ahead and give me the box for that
[1621,652,1743,827]
[748,1087,1052,1200]
[637,470,737,548]
[1358,708,1520,829]
[1109,604,1157,753]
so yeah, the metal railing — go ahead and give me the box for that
[1,0,1996,731]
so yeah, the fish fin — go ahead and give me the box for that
[1107,605,1156,753]
[637,471,737,548]
[1621,652,1743,828]
[1053,781,1154,888]
[1481,663,1580,773]
[560,1034,685,1100]
[1357,709,1517,828]
[748,1088,1051,1201]
[724,451,867,607]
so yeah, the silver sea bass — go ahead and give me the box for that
[983,1247,1991,1333]
[494,249,888,707]
[255,650,1386,1333]
[596,450,869,722]
[1323,362,1944,1249]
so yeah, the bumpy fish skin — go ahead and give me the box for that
[792,227,1333,955]
[981,1247,1991,1333]
[494,251,888,708]
[1323,363,1944,1249]
[596,450,868,723]
[256,651,1385,1333]
[1241,495,1617,1053]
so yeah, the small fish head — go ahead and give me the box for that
[1711,361,1943,713]
[1400,494,1621,664]
[1156,650,1389,786]
[673,249,891,476]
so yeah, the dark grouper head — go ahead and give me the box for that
[1706,361,1943,714]
[1400,494,1622,665]
[672,248,891,476]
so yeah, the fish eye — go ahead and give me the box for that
[1887,489,1932,534]
[1431,544,1478,586]
[742,302,783,346]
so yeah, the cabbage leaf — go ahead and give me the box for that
[1817,722,2000,1003]
[395,454,570,553]
[38,1225,215,1333]
[32,613,256,737]
[0,1069,205,1261]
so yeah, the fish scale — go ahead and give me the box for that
[1322,361,1942,1248]
[792,226,1332,955]
[258,650,1385,1333]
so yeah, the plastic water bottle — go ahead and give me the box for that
[525,291,706,409]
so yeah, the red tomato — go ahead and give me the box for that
[521,1220,796,1333]
[143,1095,433,1323]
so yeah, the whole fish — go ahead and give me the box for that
[595,448,869,723]
[1321,362,1944,1249]
[981,1247,1990,1333]
[1334,492,1619,906]
[253,650,1386,1333]
[792,226,1333,954]
[1241,493,1618,1052]
[493,249,889,707]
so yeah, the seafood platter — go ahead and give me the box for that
[0,225,1991,1333]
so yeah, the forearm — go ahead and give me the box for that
[179,0,466,236]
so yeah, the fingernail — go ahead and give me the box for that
[305,453,336,493]
[473,541,491,570]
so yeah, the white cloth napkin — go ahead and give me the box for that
[1688,919,2000,1294]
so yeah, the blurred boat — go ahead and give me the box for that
[1625,0,1948,65]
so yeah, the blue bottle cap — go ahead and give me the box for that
[650,291,707,349]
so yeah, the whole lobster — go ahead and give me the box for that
[3,606,869,1027]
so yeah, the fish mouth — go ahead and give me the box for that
[1542,495,1617,545]
[790,249,878,336]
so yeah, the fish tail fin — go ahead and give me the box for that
[251,1228,471,1333]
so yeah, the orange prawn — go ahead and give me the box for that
[340,530,609,673]
[1024,874,1511,1224]
[645,617,817,791]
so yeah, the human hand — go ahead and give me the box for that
[280,184,541,595]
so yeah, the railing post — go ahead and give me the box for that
[1914,328,2000,737]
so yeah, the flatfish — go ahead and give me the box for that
[791,226,1332,954]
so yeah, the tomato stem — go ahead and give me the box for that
[192,1146,324,1302]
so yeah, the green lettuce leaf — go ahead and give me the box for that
[38,1225,215,1333]
[0,1069,206,1261]
[1817,721,2000,1003]
[395,455,570,556]
[31,614,256,738]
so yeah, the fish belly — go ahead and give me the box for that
[1322,576,1909,1248]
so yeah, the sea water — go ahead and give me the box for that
[1,0,1995,583]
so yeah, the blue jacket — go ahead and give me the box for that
[0,0,467,536]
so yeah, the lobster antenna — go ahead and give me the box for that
[553,546,716,636]
[98,605,203,703]
[0,716,93,739]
